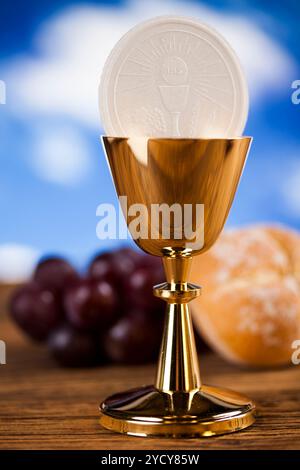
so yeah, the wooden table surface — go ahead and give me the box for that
[1,314,300,450]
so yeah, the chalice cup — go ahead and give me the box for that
[100,137,255,437]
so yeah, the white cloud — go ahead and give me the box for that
[3,0,296,130]
[31,125,92,185]
[0,244,40,282]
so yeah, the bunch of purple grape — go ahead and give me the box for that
[9,248,166,367]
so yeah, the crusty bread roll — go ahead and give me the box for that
[190,225,300,367]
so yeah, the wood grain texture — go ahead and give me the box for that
[0,314,300,450]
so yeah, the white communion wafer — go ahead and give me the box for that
[99,16,249,138]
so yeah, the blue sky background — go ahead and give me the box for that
[0,0,299,280]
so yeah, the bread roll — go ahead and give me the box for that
[190,225,300,367]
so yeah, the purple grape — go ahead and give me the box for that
[116,247,141,264]
[48,324,99,367]
[104,311,162,364]
[10,282,62,341]
[124,266,164,314]
[64,278,119,331]
[136,254,163,271]
[33,256,78,295]
[88,247,140,287]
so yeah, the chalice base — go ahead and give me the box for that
[100,384,255,438]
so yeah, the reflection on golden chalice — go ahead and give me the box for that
[99,137,255,437]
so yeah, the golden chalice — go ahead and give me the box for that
[99,136,255,437]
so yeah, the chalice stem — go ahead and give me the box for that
[154,255,202,393]
[155,302,201,392]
